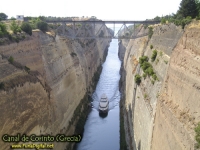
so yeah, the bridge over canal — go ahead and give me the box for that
[46,20,160,39]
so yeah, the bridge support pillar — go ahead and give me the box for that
[62,22,65,34]
[113,23,115,37]
[123,23,125,36]
[73,22,75,39]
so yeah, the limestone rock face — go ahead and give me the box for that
[151,21,200,150]
[0,23,111,149]
[120,22,200,150]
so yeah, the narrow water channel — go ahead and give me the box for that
[77,39,121,150]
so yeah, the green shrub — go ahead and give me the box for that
[151,80,155,85]
[37,21,48,32]
[10,21,21,34]
[151,50,157,62]
[0,22,8,38]
[161,18,167,24]
[11,35,20,43]
[141,62,152,71]
[196,15,200,20]
[152,74,157,80]
[169,17,192,29]
[135,74,141,85]
[139,56,149,65]
[144,93,147,99]
[139,55,158,81]
[195,122,200,149]
[150,45,153,49]
[148,27,153,39]
[145,67,154,76]
[143,73,147,79]
[21,22,32,36]
[8,56,14,63]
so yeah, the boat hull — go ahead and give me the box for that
[99,108,109,113]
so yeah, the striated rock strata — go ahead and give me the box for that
[0,23,111,150]
[119,21,200,150]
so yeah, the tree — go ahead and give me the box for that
[177,0,198,18]
[38,16,46,21]
[196,0,200,16]
[0,22,8,37]
[0,13,8,20]
[21,22,32,35]
[28,17,40,29]
[153,16,161,21]
[10,17,16,20]
[37,21,48,32]
[10,21,21,34]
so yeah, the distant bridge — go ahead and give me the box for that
[46,20,160,39]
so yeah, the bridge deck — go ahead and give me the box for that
[46,20,160,24]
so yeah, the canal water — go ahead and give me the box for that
[77,39,121,150]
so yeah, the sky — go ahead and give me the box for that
[0,0,182,20]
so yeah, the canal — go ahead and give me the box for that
[77,39,121,150]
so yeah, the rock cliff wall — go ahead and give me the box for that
[0,23,111,150]
[119,21,200,150]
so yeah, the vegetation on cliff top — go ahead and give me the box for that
[0,13,51,45]
[0,13,8,20]
[10,21,21,34]
[153,0,200,28]
[0,22,8,37]
[21,22,32,35]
